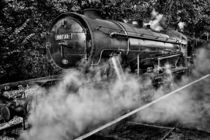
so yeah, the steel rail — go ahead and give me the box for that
[160,127,176,140]
[127,121,175,130]
[0,75,61,90]
[127,121,177,140]
[74,74,210,140]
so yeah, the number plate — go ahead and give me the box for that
[55,34,72,40]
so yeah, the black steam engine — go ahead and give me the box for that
[47,9,193,81]
[0,9,200,130]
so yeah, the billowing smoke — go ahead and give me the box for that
[21,66,148,140]
[192,46,210,76]
[135,44,210,131]
[21,42,210,140]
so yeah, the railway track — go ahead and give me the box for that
[0,74,210,139]
[84,121,210,140]
[74,74,210,140]
[0,74,62,91]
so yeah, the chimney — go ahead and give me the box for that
[83,8,102,19]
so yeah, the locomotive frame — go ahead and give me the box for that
[46,9,196,82]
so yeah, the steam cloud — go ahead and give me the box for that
[22,43,210,139]
[135,45,210,131]
[21,67,147,140]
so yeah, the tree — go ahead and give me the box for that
[155,0,210,37]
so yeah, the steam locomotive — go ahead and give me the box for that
[0,9,206,127]
[0,9,202,126]
[47,9,195,80]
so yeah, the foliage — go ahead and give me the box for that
[155,0,210,37]
[0,0,60,83]
[0,0,210,84]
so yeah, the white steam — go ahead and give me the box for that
[21,69,146,140]
[135,46,210,131]
[22,44,210,140]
